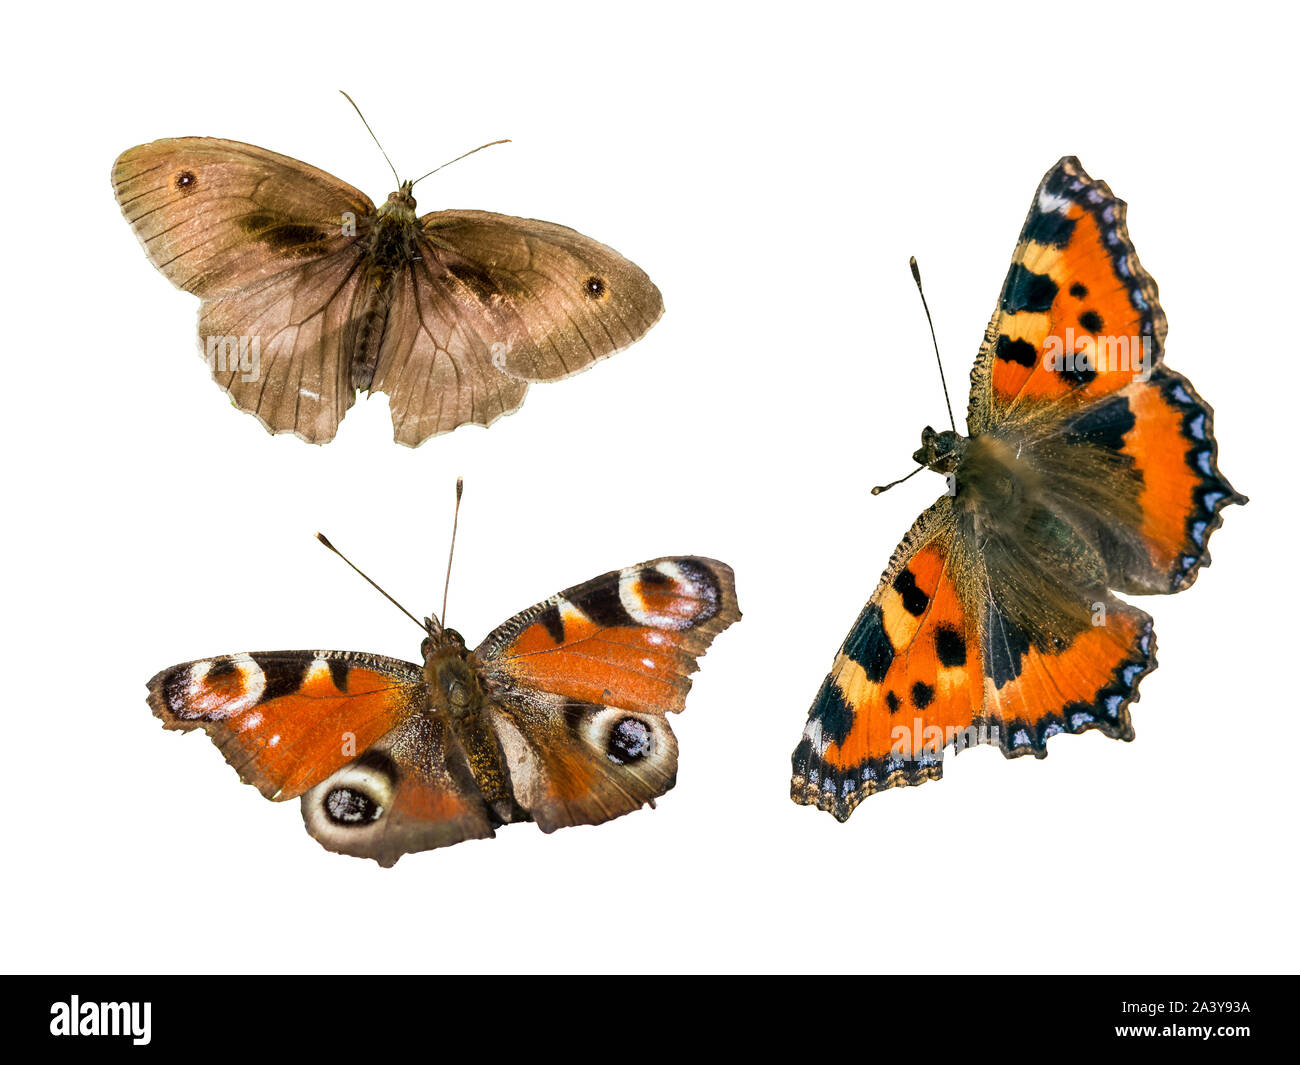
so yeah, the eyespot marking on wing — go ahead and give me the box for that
[307,754,397,832]
[617,560,721,631]
[569,705,671,770]
[162,653,266,720]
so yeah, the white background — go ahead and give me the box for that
[3,1,1293,975]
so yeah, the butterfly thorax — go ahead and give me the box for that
[915,425,1042,514]
[421,634,482,718]
[352,185,421,390]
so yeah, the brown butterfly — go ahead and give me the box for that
[145,483,740,865]
[113,96,663,446]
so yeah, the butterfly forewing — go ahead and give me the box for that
[419,210,665,381]
[147,650,426,800]
[476,557,740,715]
[113,138,373,298]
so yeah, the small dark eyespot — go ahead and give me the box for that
[325,787,382,825]
[584,276,607,299]
[174,170,197,192]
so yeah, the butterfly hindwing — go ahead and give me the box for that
[980,594,1156,756]
[476,557,741,715]
[369,246,531,447]
[300,713,495,867]
[485,691,680,833]
[197,248,370,442]
[1086,366,1246,593]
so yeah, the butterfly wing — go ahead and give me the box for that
[418,210,664,382]
[967,156,1245,590]
[148,650,425,799]
[483,690,681,833]
[196,248,369,442]
[367,211,663,446]
[113,138,374,298]
[148,649,493,864]
[300,713,494,866]
[474,557,739,831]
[792,501,982,819]
[791,500,1158,820]
[368,248,530,446]
[478,557,740,714]
[114,138,377,442]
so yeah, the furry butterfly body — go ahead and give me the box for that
[113,137,663,445]
[148,556,739,865]
[791,157,1245,819]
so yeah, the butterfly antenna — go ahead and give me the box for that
[910,256,957,433]
[440,478,465,630]
[339,90,401,188]
[871,465,926,496]
[410,140,511,188]
[316,532,426,633]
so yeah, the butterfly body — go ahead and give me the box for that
[114,138,663,445]
[792,158,1245,820]
[349,184,419,388]
[148,557,739,864]
[418,627,523,822]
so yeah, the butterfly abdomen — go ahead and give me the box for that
[351,209,419,389]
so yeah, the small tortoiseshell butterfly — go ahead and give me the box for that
[792,157,1245,820]
[147,486,739,865]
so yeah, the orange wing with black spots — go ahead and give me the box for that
[476,557,741,715]
[792,501,984,820]
[148,650,426,800]
[980,596,1155,756]
[969,156,1166,427]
